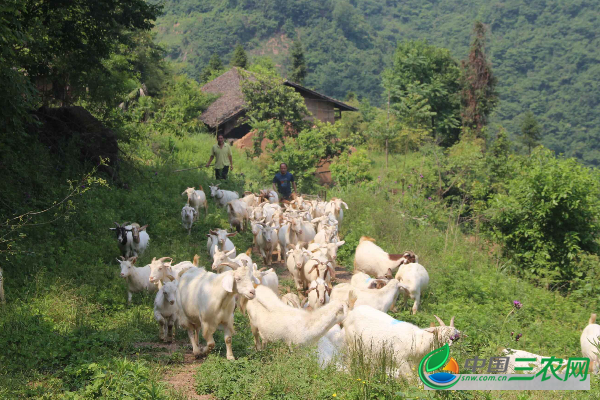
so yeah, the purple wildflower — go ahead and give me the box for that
[515,333,523,342]
[408,184,412,188]
[154,172,158,176]
[80,185,86,189]
[419,174,423,178]
[513,300,522,309]
[428,197,432,200]
[510,331,514,337]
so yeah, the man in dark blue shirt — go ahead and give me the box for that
[272,163,297,201]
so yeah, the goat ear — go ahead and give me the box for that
[221,273,235,292]
[336,240,346,247]
[206,234,212,238]
[251,275,260,285]
[226,249,236,256]
[347,290,358,310]
[130,256,137,265]
[109,227,117,231]
[429,322,436,328]
[139,225,148,231]
[116,258,123,263]
[245,248,252,256]
[226,232,237,237]
[424,327,437,333]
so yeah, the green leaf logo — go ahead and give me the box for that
[425,344,450,372]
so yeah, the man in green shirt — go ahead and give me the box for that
[205,133,233,180]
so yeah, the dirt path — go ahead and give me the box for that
[164,354,214,400]
[133,341,213,400]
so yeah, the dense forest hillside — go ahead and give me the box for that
[154,0,600,165]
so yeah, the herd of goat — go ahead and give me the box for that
[103,184,600,377]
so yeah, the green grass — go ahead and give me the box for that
[2,131,599,398]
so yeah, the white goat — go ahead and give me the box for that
[227,199,250,232]
[307,278,331,310]
[148,257,195,288]
[154,281,179,342]
[177,261,258,359]
[325,198,348,225]
[350,270,393,289]
[281,292,302,308]
[182,186,208,217]
[394,253,428,314]
[252,263,279,295]
[308,241,345,266]
[211,248,252,273]
[330,279,405,313]
[344,306,460,377]
[209,184,239,207]
[302,255,335,288]
[311,213,339,234]
[246,285,351,350]
[313,225,337,244]
[241,192,261,207]
[288,216,317,245]
[286,243,311,291]
[206,229,237,259]
[259,189,279,204]
[117,256,158,304]
[353,236,411,277]
[256,223,277,266]
[581,313,600,373]
[181,205,198,235]
[130,224,149,257]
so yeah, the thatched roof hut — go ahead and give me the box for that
[200,68,357,138]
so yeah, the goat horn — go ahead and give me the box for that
[258,267,267,272]
[158,257,173,263]
[450,316,455,327]
[434,315,446,326]
[221,262,240,270]
[114,222,121,227]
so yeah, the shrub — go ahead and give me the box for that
[330,149,373,188]
[484,148,600,286]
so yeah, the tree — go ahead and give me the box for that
[289,41,307,84]
[519,111,541,155]
[200,53,225,83]
[13,0,161,105]
[240,71,309,133]
[386,40,462,147]
[231,44,248,69]
[461,22,498,138]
